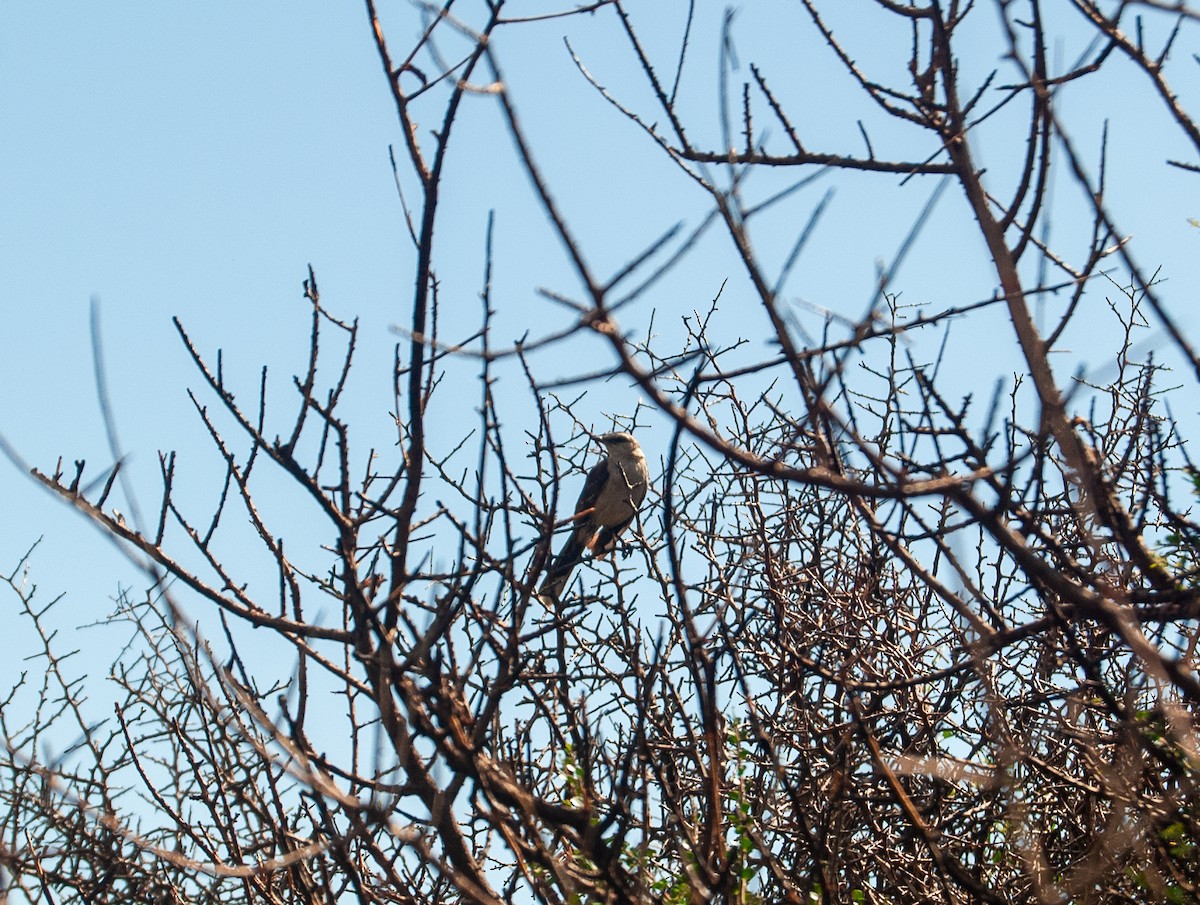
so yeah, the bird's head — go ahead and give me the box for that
[597,431,639,454]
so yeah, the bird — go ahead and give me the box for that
[539,432,649,601]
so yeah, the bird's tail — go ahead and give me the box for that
[539,529,589,602]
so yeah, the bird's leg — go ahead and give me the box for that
[591,519,634,558]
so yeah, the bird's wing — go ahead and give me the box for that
[572,459,610,522]
[539,459,609,600]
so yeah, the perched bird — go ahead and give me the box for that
[540,432,649,601]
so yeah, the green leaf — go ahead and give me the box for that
[1160,821,1186,842]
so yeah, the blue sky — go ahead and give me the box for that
[2,3,1199,689]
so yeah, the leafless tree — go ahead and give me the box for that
[5,2,1200,902]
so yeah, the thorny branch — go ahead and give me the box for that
[6,3,1200,904]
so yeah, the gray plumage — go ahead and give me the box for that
[540,432,649,601]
